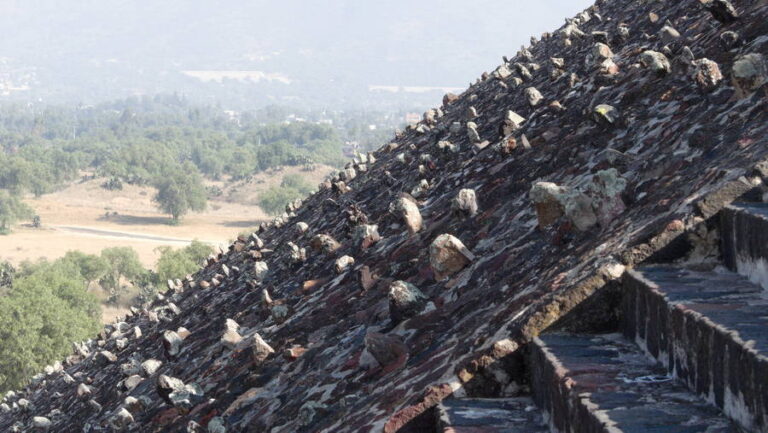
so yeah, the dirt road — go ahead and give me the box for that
[53,225,220,246]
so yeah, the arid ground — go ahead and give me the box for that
[0,165,333,322]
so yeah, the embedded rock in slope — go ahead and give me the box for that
[452,189,479,217]
[467,122,481,143]
[162,330,183,357]
[389,195,422,235]
[501,110,526,136]
[640,50,671,76]
[109,408,134,430]
[250,333,274,364]
[287,241,306,263]
[704,0,739,24]
[141,359,162,376]
[388,281,428,324]
[693,58,724,91]
[732,53,767,97]
[94,350,117,366]
[430,234,475,280]
[530,182,566,228]
[364,331,408,370]
[157,375,203,409]
[221,326,242,350]
[659,25,681,45]
[592,104,620,126]
[295,221,309,235]
[562,189,599,232]
[524,87,543,107]
[334,255,355,273]
[353,224,381,249]
[309,234,341,254]
[589,168,627,228]
[31,416,50,431]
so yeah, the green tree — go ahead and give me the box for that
[155,240,213,284]
[0,261,15,294]
[0,260,100,392]
[280,174,314,194]
[134,270,159,304]
[61,251,109,287]
[0,190,33,234]
[258,174,314,216]
[152,162,207,223]
[99,247,145,303]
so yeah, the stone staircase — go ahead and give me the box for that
[436,397,547,433]
[438,202,768,433]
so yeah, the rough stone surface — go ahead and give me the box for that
[623,267,768,432]
[437,398,547,433]
[388,281,428,324]
[693,58,724,91]
[530,182,566,228]
[532,333,738,433]
[389,196,422,235]
[721,203,768,288]
[2,1,768,432]
[334,255,355,273]
[639,50,671,76]
[732,53,767,97]
[452,189,478,217]
[429,234,475,280]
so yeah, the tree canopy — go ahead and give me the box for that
[0,260,100,392]
[60,251,109,286]
[258,174,315,216]
[99,247,146,303]
[153,162,207,222]
[0,98,397,197]
[0,190,33,234]
[155,240,213,284]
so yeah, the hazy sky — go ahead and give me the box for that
[0,0,594,104]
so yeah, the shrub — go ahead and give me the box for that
[155,240,213,284]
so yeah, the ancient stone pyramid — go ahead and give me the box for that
[3,0,768,431]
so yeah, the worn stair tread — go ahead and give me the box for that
[534,333,739,433]
[630,266,768,353]
[436,397,547,433]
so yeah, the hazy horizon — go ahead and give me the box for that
[0,0,593,108]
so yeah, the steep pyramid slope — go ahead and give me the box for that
[2,0,768,432]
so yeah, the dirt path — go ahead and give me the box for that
[53,225,220,246]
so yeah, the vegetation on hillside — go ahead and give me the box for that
[0,239,214,393]
[155,240,214,284]
[153,162,208,222]
[0,260,101,392]
[0,191,33,234]
[258,174,316,216]
[0,96,397,225]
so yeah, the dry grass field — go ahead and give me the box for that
[0,165,333,268]
[0,165,334,323]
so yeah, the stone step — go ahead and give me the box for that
[721,203,768,289]
[435,397,547,433]
[623,266,768,433]
[530,333,740,433]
